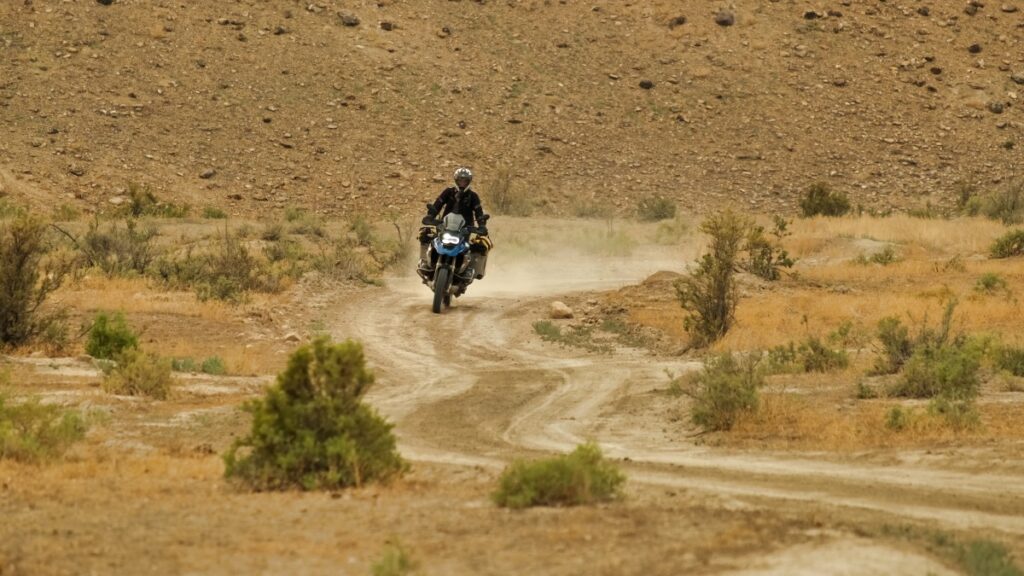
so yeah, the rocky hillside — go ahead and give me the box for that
[1,0,1021,218]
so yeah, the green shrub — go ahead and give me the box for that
[976,272,1008,294]
[855,381,879,399]
[120,182,189,218]
[767,337,848,374]
[990,230,1024,259]
[676,210,749,347]
[201,356,227,375]
[224,337,405,490]
[80,218,159,277]
[854,245,900,266]
[800,182,850,217]
[928,397,980,431]
[171,357,197,372]
[0,392,87,463]
[85,312,139,360]
[154,228,283,302]
[102,348,173,399]
[261,222,285,242]
[372,541,416,576]
[202,206,228,219]
[492,442,625,509]
[891,340,982,400]
[0,215,70,348]
[637,196,676,222]
[798,337,849,373]
[996,346,1024,377]
[744,216,795,281]
[965,180,1024,225]
[873,317,914,374]
[687,353,762,432]
[873,301,958,375]
[885,406,909,431]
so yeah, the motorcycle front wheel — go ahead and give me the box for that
[432,267,450,314]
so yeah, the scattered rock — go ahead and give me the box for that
[804,11,822,19]
[1011,74,1024,85]
[108,196,126,206]
[639,80,655,90]
[989,101,1005,114]
[668,15,687,28]
[438,26,452,38]
[284,332,301,343]
[832,78,848,87]
[550,301,574,320]
[965,4,979,15]
[380,21,396,31]
[714,11,735,27]
[1002,4,1019,13]
[273,26,288,35]
[96,0,113,5]
[930,67,943,75]
[968,43,982,54]
[339,13,360,27]
[200,169,217,179]
[68,165,85,177]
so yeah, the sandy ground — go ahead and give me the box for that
[2,220,1023,575]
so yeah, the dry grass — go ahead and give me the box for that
[788,215,1008,257]
[55,276,237,321]
[726,391,1024,451]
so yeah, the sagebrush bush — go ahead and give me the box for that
[767,337,848,374]
[990,230,1024,259]
[0,392,87,463]
[0,215,69,348]
[873,301,958,375]
[492,442,625,509]
[102,348,173,399]
[79,218,159,277]
[637,196,677,222]
[202,206,228,219]
[687,353,762,432]
[201,356,227,375]
[85,312,138,360]
[487,166,533,217]
[120,182,189,218]
[891,340,982,401]
[800,182,850,217]
[963,179,1024,224]
[372,541,416,576]
[744,216,795,281]
[676,210,749,347]
[799,337,849,373]
[154,228,284,302]
[224,337,405,491]
[975,272,1008,294]
[996,346,1024,377]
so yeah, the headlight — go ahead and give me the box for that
[441,233,460,245]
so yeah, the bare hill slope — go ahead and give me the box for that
[1,0,1021,217]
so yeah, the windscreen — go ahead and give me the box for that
[442,213,466,233]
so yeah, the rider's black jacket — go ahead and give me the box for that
[430,186,486,228]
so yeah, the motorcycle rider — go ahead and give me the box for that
[418,167,491,275]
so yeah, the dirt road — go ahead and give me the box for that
[338,249,1024,552]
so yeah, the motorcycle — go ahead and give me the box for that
[417,208,490,314]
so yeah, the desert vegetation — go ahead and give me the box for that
[224,337,405,491]
[493,442,625,509]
